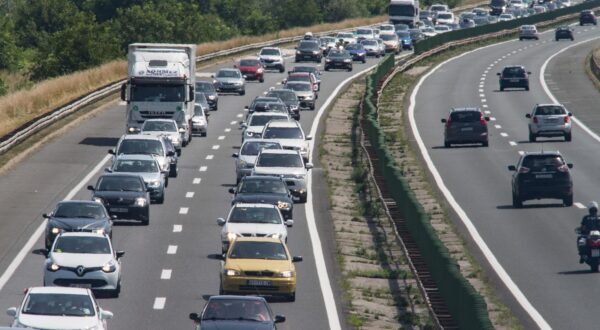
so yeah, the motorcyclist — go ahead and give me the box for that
[578,201,600,263]
[304,32,314,40]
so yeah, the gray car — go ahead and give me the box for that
[519,25,539,40]
[526,103,572,142]
[212,68,246,95]
[233,139,283,183]
[195,81,218,110]
[284,81,317,110]
[107,154,166,203]
[442,108,490,147]
[192,103,209,136]
[360,39,384,57]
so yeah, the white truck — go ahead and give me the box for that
[120,43,196,146]
[389,0,420,27]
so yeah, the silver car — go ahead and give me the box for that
[212,68,246,95]
[234,140,282,183]
[519,25,539,40]
[526,103,572,142]
[284,81,317,110]
[107,154,166,204]
[140,119,184,154]
[360,39,384,57]
[242,112,291,141]
[111,134,175,177]
[44,232,124,297]
[217,203,294,253]
[192,103,209,136]
[261,120,312,162]
[258,47,285,72]
[336,32,357,45]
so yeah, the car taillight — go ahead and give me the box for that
[557,164,569,172]
[445,118,452,128]
[480,115,487,126]
[533,116,538,124]
[518,167,530,174]
[564,116,569,123]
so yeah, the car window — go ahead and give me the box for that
[534,105,566,116]
[380,34,397,41]
[285,83,311,91]
[53,236,111,254]
[114,159,159,173]
[194,105,206,116]
[195,82,215,93]
[346,44,364,50]
[202,299,271,322]
[249,115,286,127]
[521,155,565,171]
[502,67,525,77]
[117,139,163,155]
[23,293,95,317]
[267,91,296,102]
[238,180,288,194]
[263,127,304,139]
[229,207,281,224]
[260,48,280,56]
[361,40,377,46]
[299,41,318,49]
[449,111,481,122]
[288,75,310,82]
[229,241,288,260]
[257,153,304,167]
[241,141,281,156]
[357,29,373,35]
[240,59,260,66]
[97,176,144,192]
[217,70,240,78]
[54,203,106,219]
[142,121,176,132]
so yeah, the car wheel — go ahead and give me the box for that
[590,259,599,272]
[500,85,504,91]
[565,132,572,142]
[279,66,285,73]
[141,213,149,226]
[362,59,366,64]
[528,131,536,142]
[176,149,181,157]
[564,195,573,207]
[157,192,165,204]
[288,292,296,302]
[219,283,225,295]
[525,85,530,91]
[324,67,329,71]
[348,67,353,72]
[512,191,523,208]
[555,38,559,41]
[169,166,178,178]
[239,90,245,96]
[519,37,523,41]
[111,283,121,298]
[482,140,489,147]
[259,77,264,83]
[310,103,315,110]
[375,54,380,58]
[571,37,574,41]
[444,140,451,148]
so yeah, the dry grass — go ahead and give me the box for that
[0,15,386,138]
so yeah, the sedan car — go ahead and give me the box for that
[43,201,113,251]
[236,58,265,83]
[580,10,597,25]
[195,80,219,110]
[336,32,357,45]
[435,11,455,25]
[88,173,150,225]
[356,28,375,41]
[526,103,572,142]
[509,151,573,207]
[192,103,209,136]
[555,26,574,41]
[345,43,367,63]
[396,31,413,50]
[242,112,290,141]
[289,66,322,90]
[189,295,285,330]
[324,49,353,72]
[234,139,282,183]
[107,154,166,203]
[266,89,301,120]
[229,176,294,220]
[442,108,489,147]
[319,36,337,55]
[252,150,313,203]
[497,65,530,91]
[258,47,285,73]
[140,119,183,155]
[6,287,113,330]
[213,68,246,95]
[519,25,539,40]
[284,81,316,110]
[44,232,124,297]
[380,34,401,54]
[219,237,302,301]
[111,134,176,177]
[295,40,322,63]
[261,120,311,162]
[283,72,319,92]
[218,203,293,253]
[360,39,384,57]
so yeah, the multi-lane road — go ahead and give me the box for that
[0,50,387,329]
[412,23,600,329]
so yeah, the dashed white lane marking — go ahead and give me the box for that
[236,114,243,118]
[494,124,501,129]
[212,145,220,150]
[185,192,195,198]
[230,121,237,125]
[490,117,496,121]
[512,50,517,54]
[206,155,214,160]
[179,207,189,215]
[225,128,231,132]
[167,245,178,255]
[480,77,485,81]
[509,141,517,146]
[218,136,225,140]
[199,166,207,172]
[497,58,502,61]
[480,94,485,97]
[577,31,582,34]
[153,297,166,310]
[161,269,172,280]
[173,225,182,232]
[575,202,586,209]
[193,178,201,185]
[118,101,126,106]
[481,99,487,103]
[482,73,487,77]
[482,104,488,108]
[484,110,491,115]
[484,70,489,74]
[500,132,508,137]
[479,89,484,93]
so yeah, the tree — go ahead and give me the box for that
[0,15,18,70]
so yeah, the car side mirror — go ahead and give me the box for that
[116,251,125,259]
[241,123,248,128]
[111,215,118,220]
[305,163,314,170]
[508,165,517,171]
[228,188,236,194]
[568,112,573,117]
[567,163,573,169]
[441,118,447,123]
[6,307,17,317]
[42,213,50,219]
[217,218,226,226]
[189,312,201,323]
[232,153,239,158]
[496,72,501,76]
[167,151,175,157]
[243,75,247,79]
[275,315,286,323]
[525,114,531,118]
[306,135,313,141]
[100,310,113,320]
[104,167,112,173]
[108,149,115,155]
[575,227,582,235]
[87,185,95,191]
[211,75,215,78]
[244,105,249,110]
[484,116,490,121]
[179,128,186,133]
[292,256,303,263]
[285,219,294,227]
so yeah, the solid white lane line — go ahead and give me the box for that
[494,124,501,129]
[199,166,207,172]
[161,269,172,280]
[206,155,214,160]
[0,154,112,292]
[185,192,195,198]
[173,225,182,232]
[575,202,586,209]
[153,297,166,310]
[509,141,517,146]
[500,132,508,137]
[212,145,220,150]
[179,207,189,215]
[167,245,178,255]
[218,136,225,140]
[193,178,201,184]
[224,128,231,132]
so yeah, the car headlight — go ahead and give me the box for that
[226,232,240,241]
[296,50,301,54]
[160,162,169,172]
[276,270,294,278]
[344,59,351,63]
[93,228,105,235]
[312,51,319,55]
[257,68,264,73]
[47,263,60,272]
[270,233,282,239]
[305,94,313,100]
[300,146,308,152]
[147,180,160,188]
[277,201,291,210]
[102,260,117,273]
[225,269,240,276]
[135,197,147,207]
[92,197,103,204]
[128,127,140,133]
[208,95,216,100]
[326,59,332,62]
[246,131,254,137]
[51,227,61,235]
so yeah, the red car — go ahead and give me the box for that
[235,58,265,83]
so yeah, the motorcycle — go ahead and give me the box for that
[576,228,600,272]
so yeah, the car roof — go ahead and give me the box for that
[209,295,267,302]
[268,88,295,94]
[99,172,144,179]
[57,200,102,206]
[522,150,562,156]
[115,154,157,161]
[218,68,240,72]
[265,120,301,128]
[27,286,91,295]
[535,103,563,107]
[503,65,525,69]
[143,119,176,123]
[58,231,108,238]
[120,134,163,141]
[233,236,283,243]
[451,107,481,112]
[259,149,300,155]
[251,112,289,117]
[241,139,281,145]
[242,175,284,182]
[232,203,278,209]
[289,72,310,77]
[286,81,312,86]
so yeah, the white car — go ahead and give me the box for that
[420,26,438,37]
[430,3,450,13]
[434,25,452,34]
[356,28,375,40]
[379,24,396,35]
[558,0,571,6]
[260,120,312,162]
[498,13,515,21]
[258,47,285,73]
[140,118,184,155]
[217,203,294,253]
[6,286,113,329]
[336,32,357,45]
[242,112,291,141]
[192,103,209,136]
[509,0,527,8]
[435,11,455,25]
[233,139,282,183]
[111,134,175,176]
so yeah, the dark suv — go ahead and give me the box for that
[229,176,294,220]
[441,108,489,147]
[508,151,573,208]
[555,26,574,41]
[580,10,597,26]
[295,40,322,63]
[497,65,530,91]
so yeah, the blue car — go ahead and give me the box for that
[396,31,413,50]
[344,43,367,63]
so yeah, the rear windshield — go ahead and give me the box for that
[534,105,566,115]
[257,153,304,167]
[239,179,288,194]
[97,176,144,192]
[241,141,281,156]
[249,115,287,127]
[229,241,288,260]
[229,207,281,224]
[380,34,397,41]
[450,111,481,122]
[346,44,364,50]
[437,13,452,19]
[521,155,565,170]
[502,67,525,77]
[240,59,260,66]
[260,48,280,56]
[117,139,163,155]
[263,127,303,139]
[267,91,297,102]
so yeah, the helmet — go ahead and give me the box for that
[304,32,313,40]
[589,201,598,215]
[590,230,600,238]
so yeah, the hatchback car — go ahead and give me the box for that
[508,151,573,207]
[284,72,319,92]
[44,232,124,297]
[555,26,574,41]
[266,89,301,120]
[345,43,367,63]
[396,31,413,50]
[252,149,313,202]
[319,36,337,55]
[379,24,396,35]
[234,139,283,183]
[519,25,539,40]
[140,119,184,155]
[195,81,218,110]
[219,237,302,301]
[258,47,285,72]
[526,103,572,142]
[88,173,150,225]
[261,120,312,162]
[107,154,166,203]
[290,66,322,88]
[6,287,113,329]
[213,68,246,95]
[361,39,384,57]
[229,176,294,220]
[580,10,597,25]
[435,11,455,25]
[242,112,291,142]
[324,49,353,71]
[111,134,176,177]
[295,40,322,63]
[441,108,489,147]
[284,81,317,110]
[380,34,401,54]
[192,103,209,136]
[498,65,530,91]
[336,32,357,45]
[236,58,265,83]
[43,201,113,251]
[356,28,375,41]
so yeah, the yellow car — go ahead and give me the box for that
[220,237,303,301]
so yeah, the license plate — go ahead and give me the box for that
[592,249,600,257]
[461,127,474,131]
[510,79,520,83]
[535,174,552,179]
[110,207,128,213]
[69,283,92,288]
[247,280,272,286]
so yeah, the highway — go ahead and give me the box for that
[0,50,386,329]
[411,23,600,329]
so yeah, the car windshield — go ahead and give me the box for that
[534,105,566,115]
[357,29,372,35]
[361,40,377,46]
[257,153,304,167]
[54,203,106,219]
[117,139,163,155]
[380,34,397,41]
[195,82,215,93]
[521,155,565,170]
[217,70,240,78]
[22,293,95,317]
[338,33,353,38]
[450,111,481,122]
[249,115,287,127]
[288,75,310,83]
[229,241,288,260]
[241,141,281,156]
[238,179,288,194]
[328,51,348,58]
[380,25,394,31]
[438,13,452,19]
[286,83,311,91]
[397,31,410,38]
[130,84,185,102]
[53,236,111,254]
[253,102,286,113]
[229,207,281,224]
[114,159,159,173]
[521,25,535,30]
[263,127,303,139]
[96,176,144,192]
[142,121,176,132]
[299,41,318,50]
[293,67,316,74]
[194,105,206,116]
[202,299,271,322]
[502,67,525,77]
[346,44,364,50]
[240,59,260,67]
[260,49,280,56]
[267,91,296,102]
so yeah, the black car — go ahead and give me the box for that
[555,26,574,41]
[497,65,530,91]
[266,89,301,120]
[43,201,114,250]
[441,108,489,147]
[508,151,573,208]
[245,97,284,114]
[580,10,597,26]
[229,176,294,220]
[161,136,179,178]
[490,0,507,15]
[189,295,285,330]
[324,50,353,72]
[195,81,219,110]
[295,40,322,63]
[88,173,150,225]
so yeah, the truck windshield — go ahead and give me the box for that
[131,84,185,102]
[389,5,416,16]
